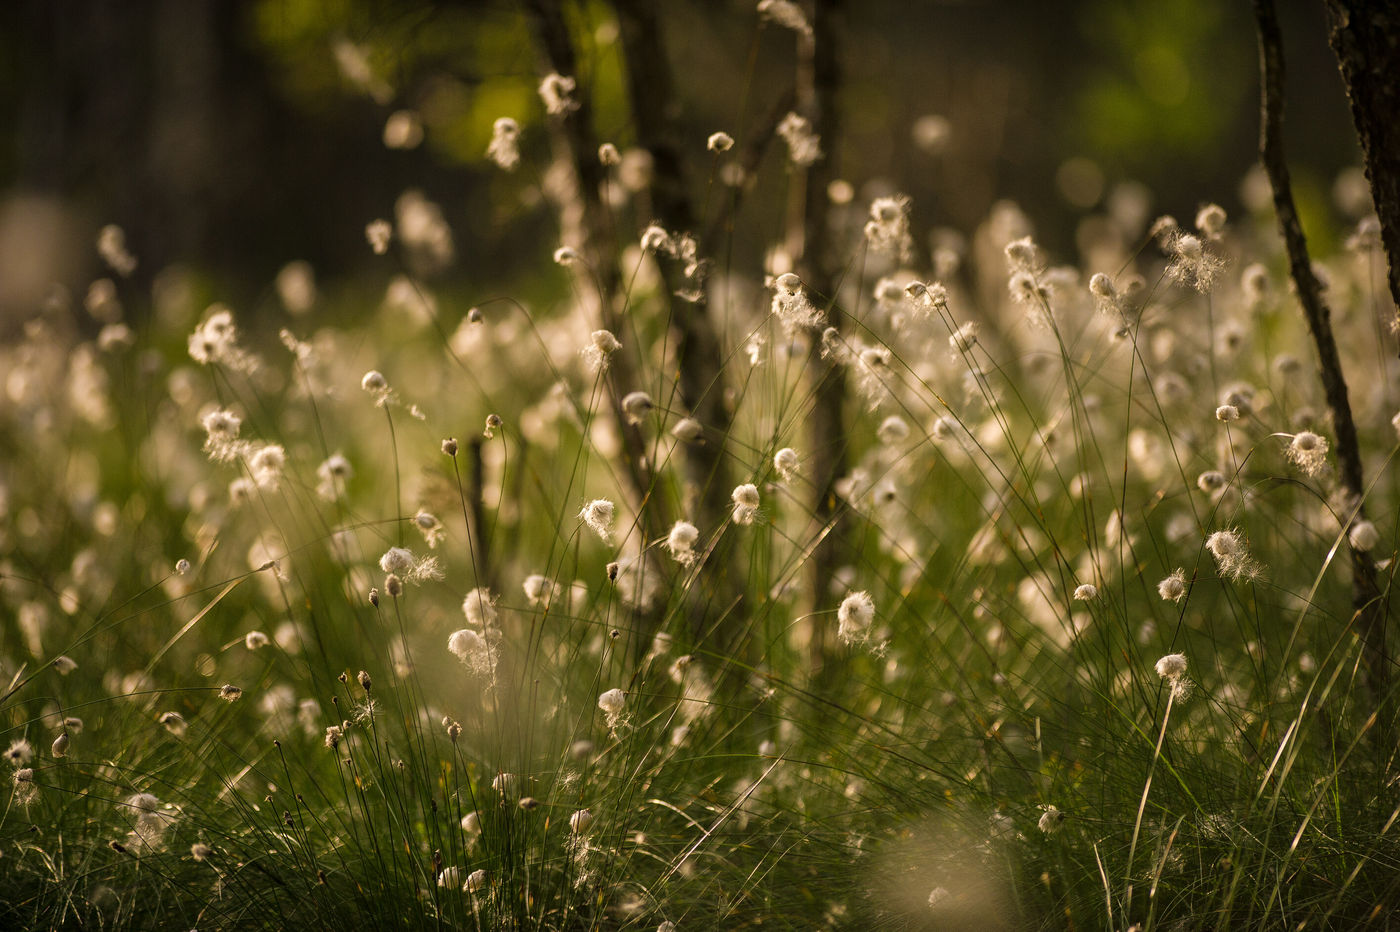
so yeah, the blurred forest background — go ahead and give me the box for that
[0,0,1362,331]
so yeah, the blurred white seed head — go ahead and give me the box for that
[219,684,242,702]
[569,808,594,833]
[707,131,734,152]
[538,73,579,115]
[837,590,876,646]
[598,142,621,165]
[621,391,654,424]
[773,447,799,482]
[365,219,393,254]
[1073,583,1098,601]
[1349,520,1380,552]
[244,631,270,650]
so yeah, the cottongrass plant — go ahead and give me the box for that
[3,31,1400,932]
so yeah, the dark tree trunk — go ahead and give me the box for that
[1324,0,1400,324]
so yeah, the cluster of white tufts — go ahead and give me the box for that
[731,484,760,526]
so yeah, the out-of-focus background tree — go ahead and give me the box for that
[0,0,1360,329]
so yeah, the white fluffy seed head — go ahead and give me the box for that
[1155,653,1188,679]
[598,688,626,715]
[1215,404,1239,422]
[570,808,594,833]
[1157,570,1186,603]
[1073,583,1098,601]
[578,499,616,542]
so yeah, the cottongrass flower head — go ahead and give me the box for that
[621,391,654,425]
[1157,569,1187,603]
[864,195,913,260]
[1073,583,1098,601]
[378,547,443,584]
[53,655,78,675]
[583,329,621,372]
[365,219,392,254]
[1215,404,1240,422]
[731,483,760,525]
[315,454,352,500]
[579,499,616,543]
[670,417,704,443]
[1155,652,1193,701]
[777,111,821,167]
[1284,431,1329,477]
[485,117,520,170]
[414,510,444,547]
[190,843,213,862]
[1197,470,1227,494]
[1165,230,1226,292]
[598,142,620,165]
[837,590,876,646]
[244,631,270,650]
[12,768,37,806]
[200,408,243,461]
[522,573,554,607]
[448,628,499,680]
[773,447,800,482]
[707,130,734,152]
[52,733,70,758]
[538,73,579,115]
[1037,806,1065,834]
[666,520,701,565]
[361,369,390,402]
[770,272,824,337]
[188,306,257,373]
[219,684,242,702]
[465,869,488,893]
[5,739,33,767]
[462,587,498,627]
[437,866,461,889]
[569,808,594,834]
[159,712,188,738]
[1349,520,1380,552]
[1206,529,1259,581]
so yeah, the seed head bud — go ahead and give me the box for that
[385,574,403,597]
[368,587,380,607]
[357,670,372,692]
[442,437,458,456]
[52,733,70,758]
[175,558,191,575]
[598,142,621,165]
[707,131,734,152]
